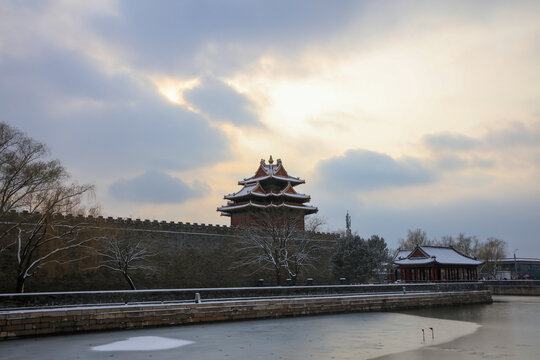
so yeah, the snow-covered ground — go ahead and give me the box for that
[91,336,193,351]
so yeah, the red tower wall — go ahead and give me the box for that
[230,212,305,230]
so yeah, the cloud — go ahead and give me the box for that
[423,133,479,152]
[109,171,209,204]
[313,149,435,191]
[483,121,540,149]
[88,1,361,74]
[183,78,261,126]
[422,121,540,171]
[0,46,231,177]
[424,121,540,153]
[317,189,540,254]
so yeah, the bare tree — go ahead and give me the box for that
[0,122,98,292]
[91,236,157,290]
[476,237,507,277]
[305,215,326,233]
[235,209,320,285]
[439,233,479,256]
[398,228,435,249]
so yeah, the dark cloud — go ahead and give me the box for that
[184,78,261,126]
[317,191,540,255]
[423,133,479,152]
[89,1,361,74]
[0,46,230,177]
[424,121,540,153]
[109,171,209,204]
[422,122,540,171]
[484,121,540,149]
[313,149,435,191]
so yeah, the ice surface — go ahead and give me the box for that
[0,311,483,359]
[90,336,194,351]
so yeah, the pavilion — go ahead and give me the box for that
[391,245,484,282]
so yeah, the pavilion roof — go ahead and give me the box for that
[394,245,484,266]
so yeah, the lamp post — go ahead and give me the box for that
[513,249,518,279]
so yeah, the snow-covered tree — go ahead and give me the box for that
[331,234,391,283]
[91,235,157,290]
[235,208,320,285]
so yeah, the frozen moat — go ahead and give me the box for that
[0,296,538,360]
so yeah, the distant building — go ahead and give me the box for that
[391,245,483,282]
[217,156,318,229]
[496,258,540,280]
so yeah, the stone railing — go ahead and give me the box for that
[0,282,486,309]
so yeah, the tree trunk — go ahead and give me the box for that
[274,267,282,286]
[15,275,25,293]
[123,272,136,290]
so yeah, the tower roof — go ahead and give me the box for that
[238,156,305,185]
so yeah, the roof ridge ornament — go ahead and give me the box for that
[268,155,274,164]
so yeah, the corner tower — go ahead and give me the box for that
[217,156,318,229]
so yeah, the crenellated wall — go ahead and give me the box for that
[1,210,336,238]
[0,211,339,293]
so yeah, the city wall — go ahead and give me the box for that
[0,211,340,293]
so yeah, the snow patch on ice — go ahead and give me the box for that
[90,336,194,351]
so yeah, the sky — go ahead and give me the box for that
[1,0,539,255]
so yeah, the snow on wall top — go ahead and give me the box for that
[2,210,336,238]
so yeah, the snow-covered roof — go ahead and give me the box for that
[224,182,310,200]
[224,183,258,198]
[217,201,318,215]
[238,157,304,185]
[394,250,410,260]
[394,245,483,266]
[239,175,304,185]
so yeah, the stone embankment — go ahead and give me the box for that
[483,280,540,295]
[0,283,491,340]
